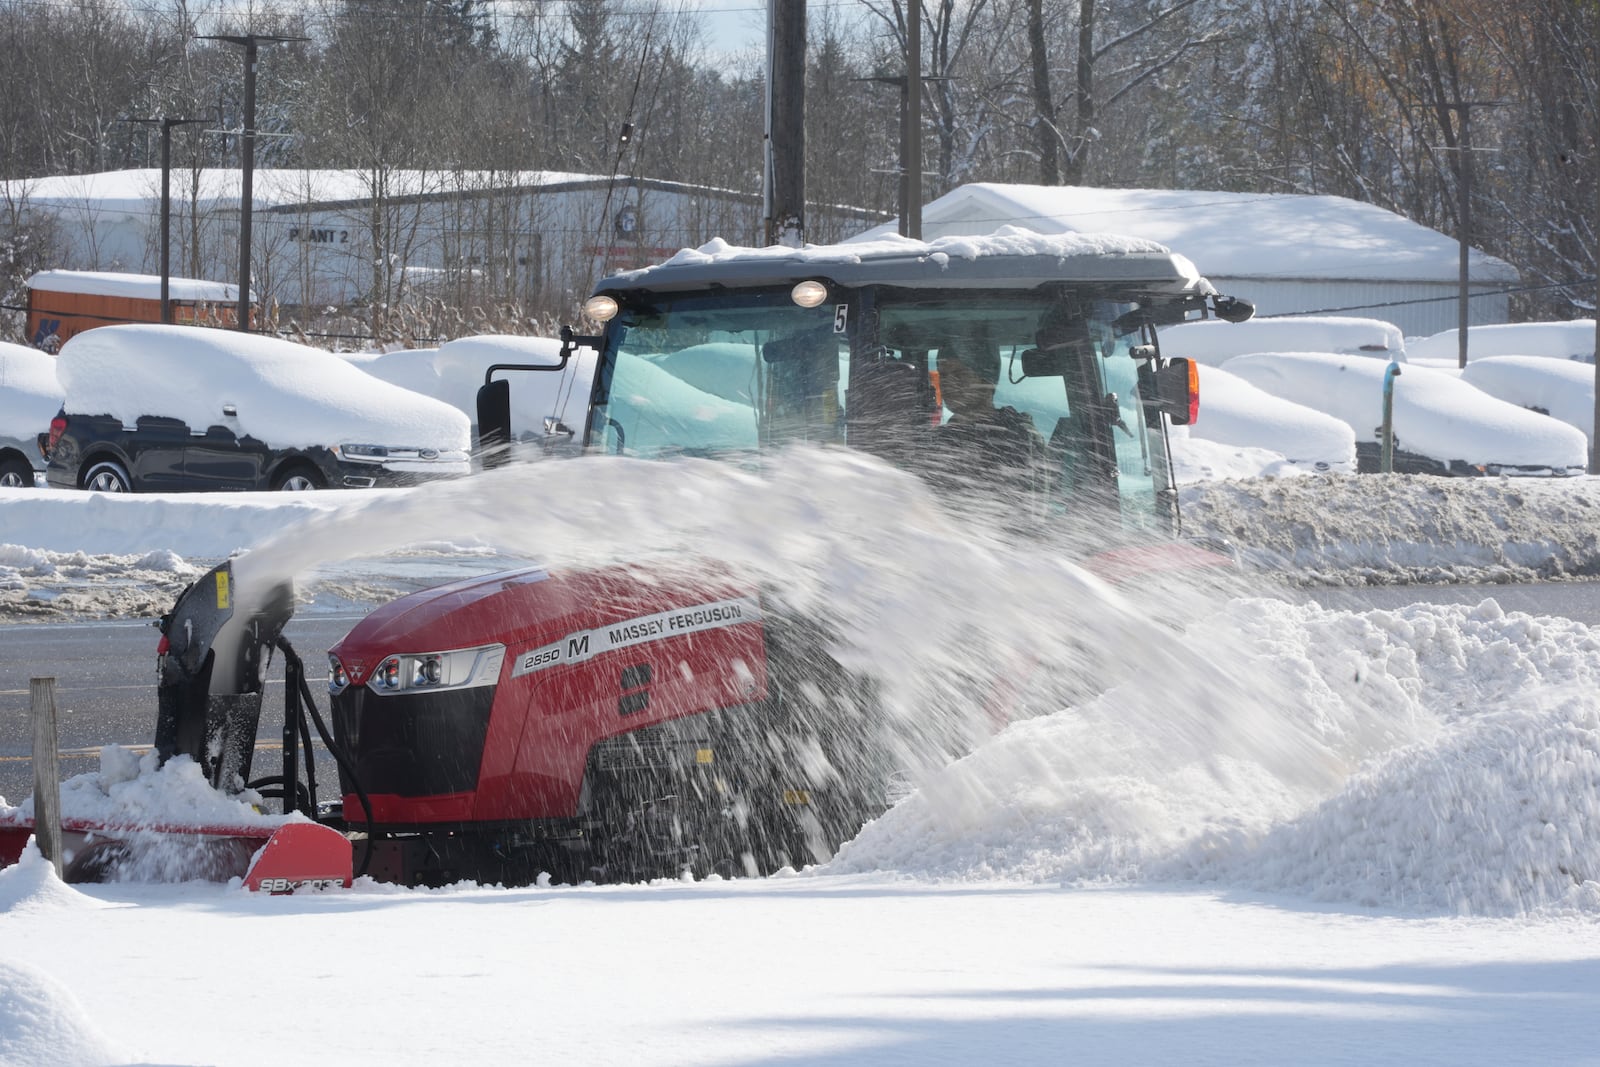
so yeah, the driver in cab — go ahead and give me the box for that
[927,342,1049,505]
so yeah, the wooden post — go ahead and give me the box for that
[30,677,63,878]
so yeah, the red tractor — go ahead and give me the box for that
[100,233,1253,887]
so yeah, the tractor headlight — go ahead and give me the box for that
[364,643,506,697]
[328,654,350,694]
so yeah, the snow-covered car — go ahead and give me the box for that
[1409,320,1596,366]
[0,341,64,488]
[44,324,471,492]
[1173,363,1357,476]
[1459,355,1594,446]
[1222,351,1588,476]
[1159,315,1405,366]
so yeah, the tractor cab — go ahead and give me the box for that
[481,233,1251,540]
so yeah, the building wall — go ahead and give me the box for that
[23,176,884,321]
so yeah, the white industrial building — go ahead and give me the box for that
[855,183,1519,337]
[2,169,886,316]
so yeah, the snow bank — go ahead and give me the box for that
[56,324,469,451]
[0,954,122,1067]
[835,595,1600,916]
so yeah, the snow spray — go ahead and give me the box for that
[230,448,1600,915]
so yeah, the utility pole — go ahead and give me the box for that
[1435,99,1506,369]
[1592,71,1600,473]
[200,33,305,331]
[903,0,921,239]
[764,0,806,247]
[126,115,213,322]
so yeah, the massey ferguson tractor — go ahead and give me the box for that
[7,232,1252,889]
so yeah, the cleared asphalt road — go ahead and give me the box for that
[1,613,359,806]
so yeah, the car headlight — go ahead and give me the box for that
[364,644,506,696]
[335,443,389,460]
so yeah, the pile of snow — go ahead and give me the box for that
[1411,319,1597,365]
[12,746,293,833]
[1178,474,1600,583]
[1178,364,1356,475]
[0,342,63,445]
[1224,351,1589,472]
[1460,355,1595,444]
[57,324,469,451]
[1161,315,1405,365]
[0,953,123,1067]
[837,594,1600,916]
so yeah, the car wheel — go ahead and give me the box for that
[83,459,132,493]
[0,456,33,488]
[273,464,324,491]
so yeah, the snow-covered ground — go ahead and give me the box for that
[5,449,1600,1066]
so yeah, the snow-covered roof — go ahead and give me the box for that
[856,183,1520,285]
[602,229,1212,293]
[26,269,236,302]
[1,169,598,212]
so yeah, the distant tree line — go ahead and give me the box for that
[1,0,1596,334]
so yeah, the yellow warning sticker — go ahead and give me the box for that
[782,789,811,806]
[216,570,231,609]
[695,748,714,765]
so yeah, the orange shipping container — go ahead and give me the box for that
[25,270,247,350]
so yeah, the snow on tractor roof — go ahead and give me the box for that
[26,269,238,303]
[56,324,469,452]
[599,227,1213,293]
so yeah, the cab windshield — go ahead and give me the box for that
[589,284,1175,532]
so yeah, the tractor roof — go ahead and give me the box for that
[595,227,1217,296]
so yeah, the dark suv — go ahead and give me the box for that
[44,323,472,492]
[44,410,469,492]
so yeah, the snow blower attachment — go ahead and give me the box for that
[0,561,353,890]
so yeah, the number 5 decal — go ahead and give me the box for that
[833,304,848,333]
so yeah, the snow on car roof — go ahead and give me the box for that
[1223,351,1588,471]
[1409,319,1597,365]
[1160,316,1405,365]
[56,325,469,450]
[1189,364,1357,473]
[26,269,237,303]
[1460,355,1595,442]
[0,341,64,439]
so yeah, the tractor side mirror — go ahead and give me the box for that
[477,378,513,469]
[1155,358,1199,426]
